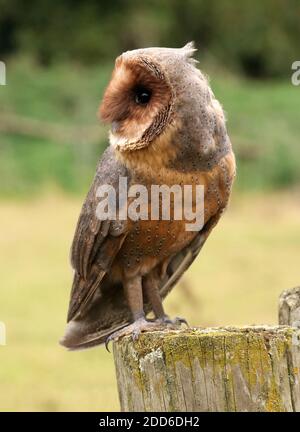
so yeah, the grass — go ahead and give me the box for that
[0,191,300,411]
[0,57,300,196]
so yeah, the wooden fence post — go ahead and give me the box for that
[113,289,300,412]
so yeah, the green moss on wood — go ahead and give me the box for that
[114,326,300,412]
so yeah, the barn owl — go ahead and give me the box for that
[60,42,236,350]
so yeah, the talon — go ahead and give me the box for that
[175,317,189,327]
[156,315,189,328]
[104,317,160,349]
[105,336,112,352]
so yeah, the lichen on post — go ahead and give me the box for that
[113,325,300,412]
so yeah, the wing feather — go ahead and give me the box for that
[158,211,223,302]
[62,146,227,349]
[61,211,224,350]
[66,147,129,322]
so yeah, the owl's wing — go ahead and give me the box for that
[156,211,223,303]
[62,155,224,350]
[66,147,129,323]
[62,208,224,350]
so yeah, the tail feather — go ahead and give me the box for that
[60,319,128,351]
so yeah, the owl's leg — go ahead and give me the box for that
[123,275,145,321]
[105,275,166,350]
[143,273,188,327]
[143,273,165,319]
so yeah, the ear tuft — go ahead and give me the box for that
[181,41,198,64]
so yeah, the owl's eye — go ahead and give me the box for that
[133,86,152,105]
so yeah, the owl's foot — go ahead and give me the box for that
[156,315,189,328]
[105,317,167,352]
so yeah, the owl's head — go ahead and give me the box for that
[99,42,212,153]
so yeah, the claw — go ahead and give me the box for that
[105,335,112,353]
[157,315,189,328]
[104,315,188,352]
[104,317,166,350]
[175,316,189,327]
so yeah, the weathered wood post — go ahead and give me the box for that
[113,288,300,412]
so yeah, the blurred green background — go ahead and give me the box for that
[0,0,299,411]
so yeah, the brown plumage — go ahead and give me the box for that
[60,43,236,350]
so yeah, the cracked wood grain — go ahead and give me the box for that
[113,325,300,412]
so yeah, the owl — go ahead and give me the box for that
[60,42,236,350]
